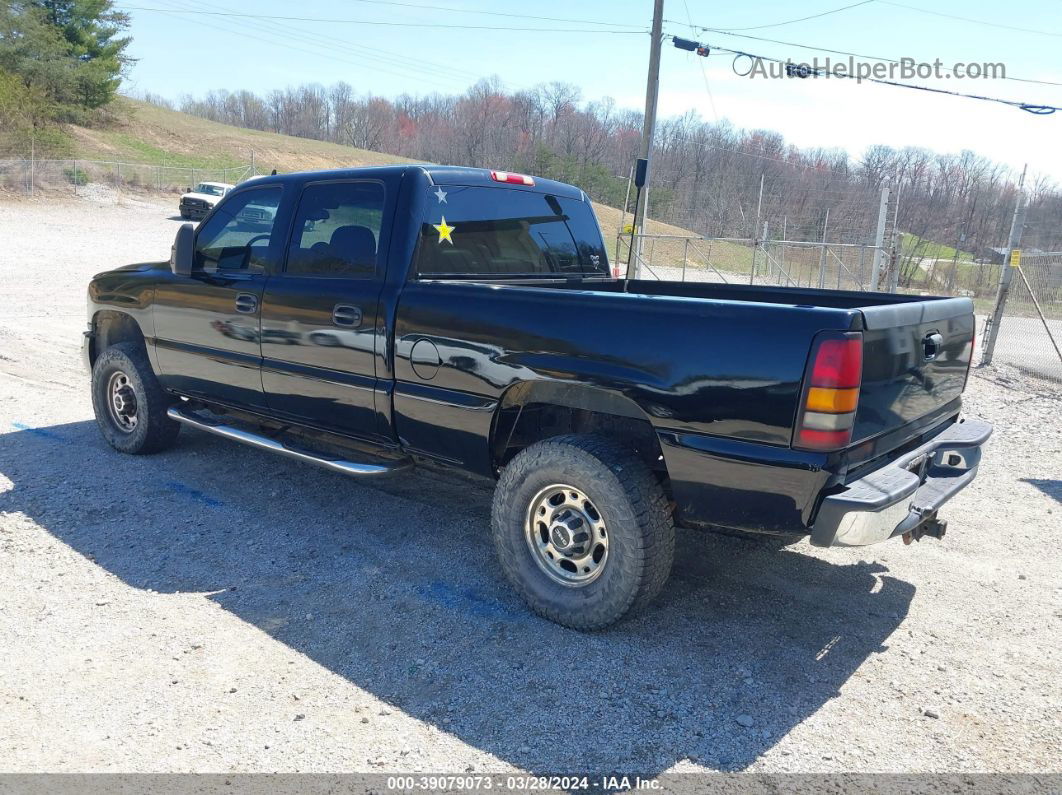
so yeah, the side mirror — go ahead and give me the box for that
[170,223,195,276]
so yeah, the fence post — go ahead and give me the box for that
[887,230,901,293]
[29,135,34,197]
[616,165,633,270]
[982,190,1028,366]
[157,166,162,192]
[761,221,769,279]
[817,208,830,289]
[869,185,890,290]
[780,217,787,287]
[750,172,764,285]
[682,237,689,282]
[72,159,77,196]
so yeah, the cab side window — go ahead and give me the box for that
[194,187,283,274]
[286,181,385,278]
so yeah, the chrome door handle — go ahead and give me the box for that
[235,293,258,314]
[332,304,362,327]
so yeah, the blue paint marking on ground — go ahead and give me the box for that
[415,580,525,621]
[11,422,66,441]
[165,480,223,508]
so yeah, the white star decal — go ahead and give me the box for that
[434,187,447,204]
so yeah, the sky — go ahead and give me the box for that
[119,0,1062,181]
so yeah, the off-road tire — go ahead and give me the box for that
[91,342,180,454]
[492,434,675,630]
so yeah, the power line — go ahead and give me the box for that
[684,27,1062,89]
[153,0,492,87]
[341,0,639,28]
[876,1,1062,38]
[117,6,650,33]
[136,0,467,92]
[689,0,874,32]
[685,36,1062,115]
[681,0,718,121]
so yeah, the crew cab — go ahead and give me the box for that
[178,181,234,220]
[85,165,991,629]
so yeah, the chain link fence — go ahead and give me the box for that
[984,251,1062,384]
[0,158,254,198]
[614,232,881,291]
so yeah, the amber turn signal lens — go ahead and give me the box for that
[805,387,859,413]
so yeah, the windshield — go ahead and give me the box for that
[195,184,226,196]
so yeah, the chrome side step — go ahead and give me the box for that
[167,407,411,477]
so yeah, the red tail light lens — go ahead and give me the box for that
[809,336,863,388]
[795,331,864,452]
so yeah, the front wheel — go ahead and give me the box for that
[492,435,675,630]
[91,342,180,454]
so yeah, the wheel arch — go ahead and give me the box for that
[88,310,148,368]
[489,380,671,492]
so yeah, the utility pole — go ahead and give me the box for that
[981,174,1028,366]
[632,0,665,279]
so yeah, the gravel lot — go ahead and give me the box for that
[0,194,1060,776]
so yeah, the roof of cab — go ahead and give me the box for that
[241,164,586,200]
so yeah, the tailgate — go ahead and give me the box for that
[852,297,975,445]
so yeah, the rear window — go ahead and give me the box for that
[413,186,608,279]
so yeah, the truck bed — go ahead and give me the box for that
[413,275,975,466]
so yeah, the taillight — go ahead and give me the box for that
[490,170,535,186]
[795,332,863,451]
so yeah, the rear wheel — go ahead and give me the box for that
[492,434,674,630]
[91,342,180,454]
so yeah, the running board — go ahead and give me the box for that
[167,407,411,477]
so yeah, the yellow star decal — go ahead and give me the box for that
[433,216,455,245]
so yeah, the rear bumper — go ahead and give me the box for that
[810,416,993,547]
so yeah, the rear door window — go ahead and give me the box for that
[412,186,608,278]
[286,181,386,278]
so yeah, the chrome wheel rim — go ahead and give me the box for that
[525,484,609,587]
[106,370,138,433]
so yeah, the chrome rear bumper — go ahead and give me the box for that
[811,417,993,547]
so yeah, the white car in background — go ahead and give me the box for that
[178,181,234,220]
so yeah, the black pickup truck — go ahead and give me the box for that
[85,165,992,629]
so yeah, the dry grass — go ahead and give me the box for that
[68,98,414,173]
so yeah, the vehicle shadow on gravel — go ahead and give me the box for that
[1,420,916,774]
[1021,478,1061,505]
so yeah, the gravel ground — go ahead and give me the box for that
[0,194,1060,776]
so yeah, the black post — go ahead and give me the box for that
[624,158,649,286]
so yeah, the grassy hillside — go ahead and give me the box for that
[62,98,753,273]
[69,98,413,172]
